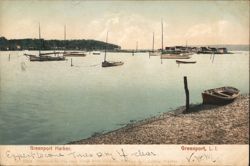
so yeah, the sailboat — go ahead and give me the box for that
[25,23,65,61]
[63,25,86,57]
[102,31,124,67]
[149,32,160,57]
[179,40,194,57]
[176,60,196,64]
[132,41,138,56]
[161,54,191,59]
[160,21,191,59]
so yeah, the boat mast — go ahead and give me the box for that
[186,40,187,51]
[64,24,66,53]
[104,31,108,62]
[38,23,41,56]
[161,19,163,64]
[136,41,138,52]
[152,32,154,52]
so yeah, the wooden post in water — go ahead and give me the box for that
[161,19,163,64]
[8,54,10,61]
[212,52,215,63]
[38,23,41,56]
[64,24,66,55]
[149,32,154,59]
[184,76,189,111]
[104,31,109,62]
[136,41,138,52]
[71,58,73,67]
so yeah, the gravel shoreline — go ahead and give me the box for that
[70,94,249,144]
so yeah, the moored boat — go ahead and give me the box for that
[93,51,101,55]
[63,51,86,57]
[149,52,161,56]
[40,52,61,56]
[24,53,37,58]
[202,86,240,105]
[149,32,160,57]
[176,60,196,64]
[102,31,124,68]
[180,52,193,56]
[161,54,191,59]
[159,20,192,61]
[30,55,65,61]
[24,23,66,62]
[61,25,86,57]
[102,61,124,67]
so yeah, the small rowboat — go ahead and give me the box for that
[102,61,124,67]
[202,86,240,105]
[93,51,101,55]
[176,60,196,64]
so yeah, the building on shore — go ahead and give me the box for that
[164,46,229,54]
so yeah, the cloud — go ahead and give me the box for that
[182,20,249,45]
[184,23,213,38]
[81,12,164,48]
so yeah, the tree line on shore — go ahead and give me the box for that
[0,37,121,51]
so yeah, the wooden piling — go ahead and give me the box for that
[71,58,73,67]
[212,53,215,63]
[8,54,10,61]
[184,76,189,111]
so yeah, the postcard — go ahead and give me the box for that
[0,0,249,165]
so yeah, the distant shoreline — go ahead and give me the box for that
[0,49,249,53]
[69,94,249,144]
[0,36,249,51]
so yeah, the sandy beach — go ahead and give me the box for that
[70,94,249,144]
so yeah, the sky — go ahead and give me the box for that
[0,0,249,49]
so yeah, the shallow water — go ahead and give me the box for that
[0,51,249,144]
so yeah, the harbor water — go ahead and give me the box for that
[0,51,249,144]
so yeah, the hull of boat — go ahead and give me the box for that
[30,56,66,61]
[102,61,124,67]
[161,54,191,59]
[180,52,194,56]
[63,53,86,57]
[40,52,61,56]
[24,53,37,58]
[149,52,161,56]
[176,60,196,64]
[93,52,101,55]
[202,86,240,105]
